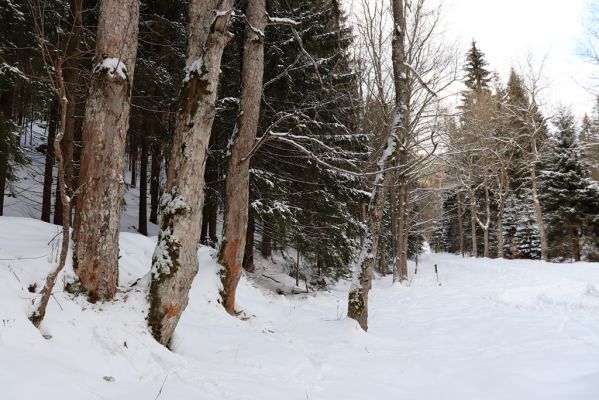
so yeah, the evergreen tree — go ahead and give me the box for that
[540,109,599,261]
[248,0,368,283]
[463,40,492,93]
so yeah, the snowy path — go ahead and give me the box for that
[1,217,598,399]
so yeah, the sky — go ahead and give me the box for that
[443,0,596,117]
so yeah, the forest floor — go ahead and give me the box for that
[1,216,598,399]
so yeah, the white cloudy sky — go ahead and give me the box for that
[443,0,596,116]
[350,0,597,117]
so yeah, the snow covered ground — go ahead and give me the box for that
[1,216,598,399]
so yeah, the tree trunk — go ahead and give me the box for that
[61,0,84,216]
[0,88,15,216]
[398,175,409,281]
[457,192,465,257]
[348,174,389,331]
[73,0,139,302]
[391,0,410,284]
[497,199,505,258]
[483,185,490,258]
[573,228,581,262]
[138,135,148,236]
[148,0,233,346]
[30,62,72,327]
[390,175,398,280]
[149,142,161,225]
[208,200,217,246]
[348,0,407,331]
[41,101,58,222]
[242,210,255,272]
[130,131,138,188]
[0,163,5,216]
[530,155,548,261]
[54,181,63,225]
[469,189,478,257]
[219,0,266,314]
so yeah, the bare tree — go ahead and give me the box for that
[148,0,234,346]
[27,0,80,326]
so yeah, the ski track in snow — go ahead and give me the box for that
[1,217,599,399]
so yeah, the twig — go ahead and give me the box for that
[154,374,168,400]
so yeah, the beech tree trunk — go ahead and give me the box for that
[41,101,58,222]
[73,0,139,302]
[138,135,148,236]
[148,0,233,346]
[219,0,266,314]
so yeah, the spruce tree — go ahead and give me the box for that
[463,40,492,93]
[540,109,599,261]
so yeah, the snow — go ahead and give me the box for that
[1,217,599,399]
[183,58,204,83]
[92,57,128,80]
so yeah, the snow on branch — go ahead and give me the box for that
[403,62,437,97]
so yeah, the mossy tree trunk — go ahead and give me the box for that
[219,0,266,315]
[72,0,139,302]
[148,0,233,346]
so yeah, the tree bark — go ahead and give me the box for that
[219,0,266,314]
[149,141,161,225]
[138,134,148,236]
[73,0,139,302]
[148,0,233,346]
[41,101,58,222]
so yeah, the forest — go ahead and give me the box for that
[1,0,598,399]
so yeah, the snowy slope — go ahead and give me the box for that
[1,216,599,400]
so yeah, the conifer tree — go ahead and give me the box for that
[540,109,599,261]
